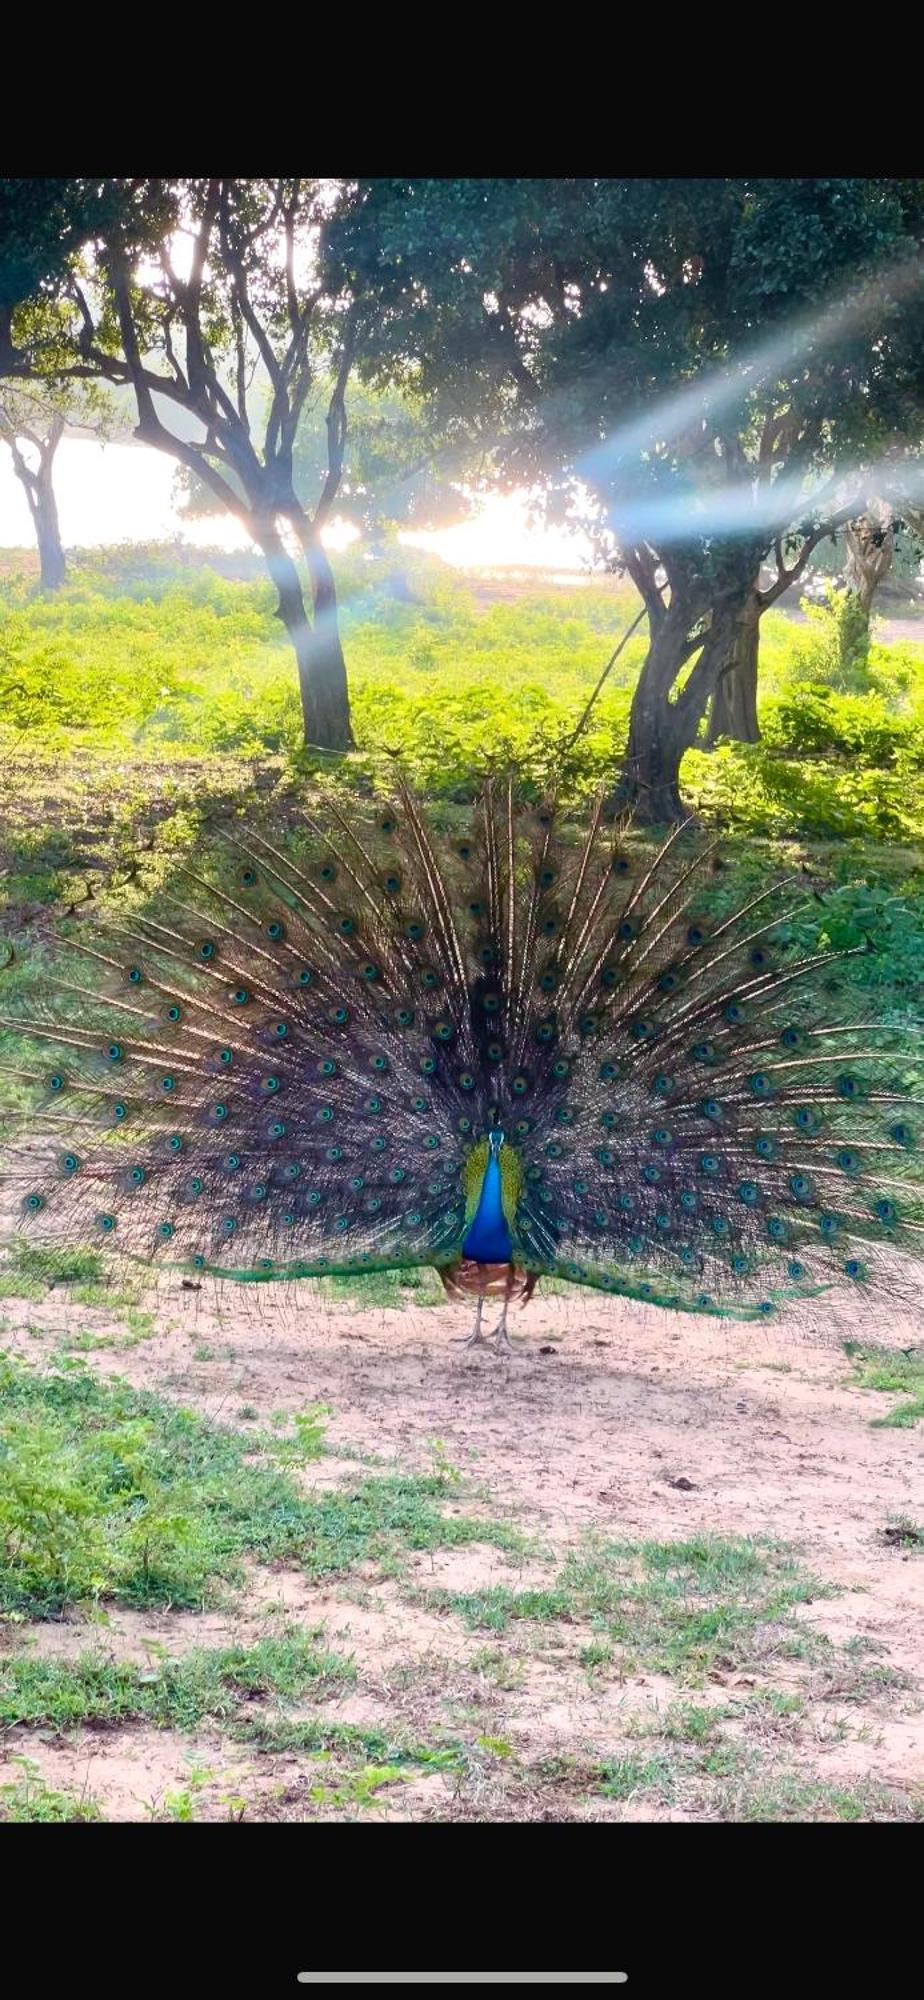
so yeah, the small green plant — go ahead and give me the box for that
[0,1756,102,1822]
[845,1345,924,1428]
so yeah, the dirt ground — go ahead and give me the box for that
[1,1275,922,1823]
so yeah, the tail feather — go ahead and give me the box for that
[1,781,922,1328]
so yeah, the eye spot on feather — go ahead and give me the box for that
[213,1102,230,1120]
[767,1216,788,1241]
[889,1122,914,1148]
[266,921,285,942]
[737,1181,759,1204]
[642,1164,661,1186]
[161,1075,176,1093]
[680,1190,697,1212]
[297,969,314,987]
[188,1177,203,1195]
[874,1198,898,1225]
[168,1134,183,1153]
[699,1154,720,1176]
[24,1193,44,1212]
[98,1213,116,1232]
[198,941,216,960]
[48,1073,65,1093]
[844,1258,865,1279]
[434,1021,455,1042]
[318,1060,338,1078]
[754,1135,775,1159]
[107,1043,123,1063]
[789,1174,813,1202]
[394,1007,415,1028]
[60,1153,80,1175]
[221,1217,237,1235]
[230,988,250,1007]
[780,1026,802,1048]
[787,1259,805,1279]
[128,1166,146,1187]
[486,1042,504,1063]
[263,1076,281,1094]
[837,1074,862,1100]
[836,1148,860,1174]
[157,1221,175,1240]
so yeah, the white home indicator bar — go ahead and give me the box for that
[296,1978,628,1987]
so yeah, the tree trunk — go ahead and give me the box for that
[843,505,894,677]
[610,612,701,823]
[33,459,67,590]
[8,421,66,591]
[705,588,761,745]
[255,524,354,752]
[300,535,355,750]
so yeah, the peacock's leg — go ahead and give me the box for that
[453,1290,488,1347]
[484,1269,517,1351]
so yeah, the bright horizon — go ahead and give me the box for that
[0,436,597,575]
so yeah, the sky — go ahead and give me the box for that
[0,437,595,574]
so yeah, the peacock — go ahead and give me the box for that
[0,778,922,1351]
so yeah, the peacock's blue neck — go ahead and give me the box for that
[461,1135,513,1264]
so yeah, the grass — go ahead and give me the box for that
[0,1757,103,1822]
[0,1353,522,1619]
[0,1631,353,1733]
[423,1533,827,1682]
[724,1775,924,1823]
[845,1343,924,1427]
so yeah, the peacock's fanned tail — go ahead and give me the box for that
[1,778,922,1324]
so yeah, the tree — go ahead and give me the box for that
[176,374,474,584]
[339,178,924,817]
[0,379,117,589]
[3,179,404,751]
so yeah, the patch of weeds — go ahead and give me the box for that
[427,1586,572,1633]
[725,1775,924,1823]
[306,1761,409,1811]
[0,1755,103,1822]
[658,1702,727,1743]
[238,1713,466,1774]
[0,1355,519,1618]
[470,1646,528,1692]
[0,1631,353,1734]
[0,1242,145,1314]
[808,1654,915,1706]
[845,1343,924,1428]
[263,1405,330,1467]
[598,1752,678,1803]
[294,1475,523,1582]
[318,1268,444,1310]
[579,1639,616,1678]
[426,1533,824,1683]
